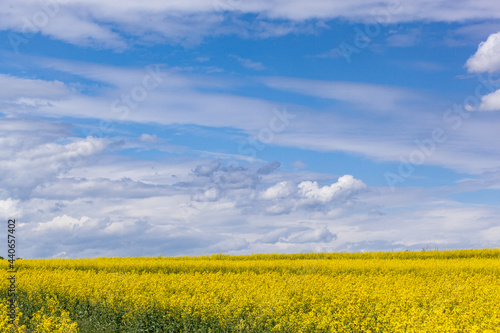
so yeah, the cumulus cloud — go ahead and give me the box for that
[257,175,368,215]
[193,188,220,202]
[260,181,294,200]
[0,117,107,199]
[476,89,500,111]
[3,143,499,259]
[298,175,367,203]
[466,31,500,73]
[19,212,224,258]
[187,165,367,219]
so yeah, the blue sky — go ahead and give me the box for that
[1,0,500,258]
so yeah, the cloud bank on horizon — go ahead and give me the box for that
[0,0,500,258]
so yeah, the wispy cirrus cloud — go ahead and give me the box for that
[260,76,418,112]
[2,56,499,176]
[230,55,266,71]
[3,0,500,50]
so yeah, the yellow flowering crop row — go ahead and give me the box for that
[1,249,499,332]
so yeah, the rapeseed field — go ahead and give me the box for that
[1,249,499,332]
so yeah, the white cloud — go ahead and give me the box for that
[231,56,266,71]
[3,147,500,258]
[270,108,500,175]
[285,227,336,244]
[1,55,500,259]
[0,59,285,133]
[0,74,69,100]
[2,57,499,176]
[466,31,500,74]
[476,89,500,111]
[208,237,250,253]
[139,134,159,143]
[0,199,20,220]
[193,188,220,202]
[256,226,336,245]
[257,228,290,244]
[261,76,417,112]
[0,117,108,200]
[3,0,500,49]
[36,215,91,233]
[2,56,496,179]
[256,175,368,215]
[298,175,367,203]
[260,181,294,199]
[292,160,307,169]
[193,160,221,177]
[386,28,420,47]
[480,226,500,242]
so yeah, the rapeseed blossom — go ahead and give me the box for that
[1,249,499,332]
